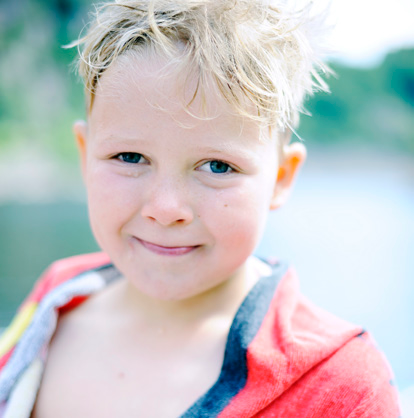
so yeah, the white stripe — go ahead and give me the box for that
[0,271,106,401]
[3,359,43,418]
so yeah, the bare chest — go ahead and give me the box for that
[31,316,227,418]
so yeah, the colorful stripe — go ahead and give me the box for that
[0,303,37,358]
[3,358,43,418]
[0,262,121,408]
[181,262,288,417]
[22,252,112,306]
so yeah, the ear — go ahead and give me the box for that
[270,142,306,210]
[73,120,88,178]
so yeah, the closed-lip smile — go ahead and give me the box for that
[135,237,199,256]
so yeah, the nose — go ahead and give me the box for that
[140,175,194,226]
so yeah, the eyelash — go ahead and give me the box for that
[199,160,234,174]
[114,152,145,164]
[113,153,235,175]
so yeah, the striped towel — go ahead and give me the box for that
[0,253,118,418]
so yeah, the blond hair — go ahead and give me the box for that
[71,0,329,138]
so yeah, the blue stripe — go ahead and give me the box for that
[181,262,288,418]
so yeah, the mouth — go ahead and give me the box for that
[134,237,200,256]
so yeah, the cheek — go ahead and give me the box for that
[85,167,137,240]
[86,164,139,209]
[204,181,271,249]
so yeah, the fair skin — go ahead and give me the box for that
[32,51,306,417]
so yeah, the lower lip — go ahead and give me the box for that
[135,238,198,256]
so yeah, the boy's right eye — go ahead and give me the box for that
[115,152,144,164]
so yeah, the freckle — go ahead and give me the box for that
[224,204,228,208]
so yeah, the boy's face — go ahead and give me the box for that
[76,52,304,300]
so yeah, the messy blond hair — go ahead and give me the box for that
[71,0,329,137]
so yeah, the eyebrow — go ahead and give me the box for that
[197,145,258,161]
[99,135,147,144]
[100,136,255,153]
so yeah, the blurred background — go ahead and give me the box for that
[0,0,413,413]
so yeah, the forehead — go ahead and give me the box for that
[89,50,271,144]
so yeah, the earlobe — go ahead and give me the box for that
[270,142,306,210]
[73,120,88,177]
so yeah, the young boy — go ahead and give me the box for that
[0,1,400,416]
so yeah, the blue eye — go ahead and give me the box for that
[210,161,231,173]
[116,153,143,164]
[200,160,232,174]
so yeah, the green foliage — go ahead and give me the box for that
[0,1,413,157]
[299,49,414,153]
[0,0,93,160]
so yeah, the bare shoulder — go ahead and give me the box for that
[32,281,230,418]
[31,294,115,418]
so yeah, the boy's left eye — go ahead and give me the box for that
[199,160,233,174]
[114,152,144,164]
